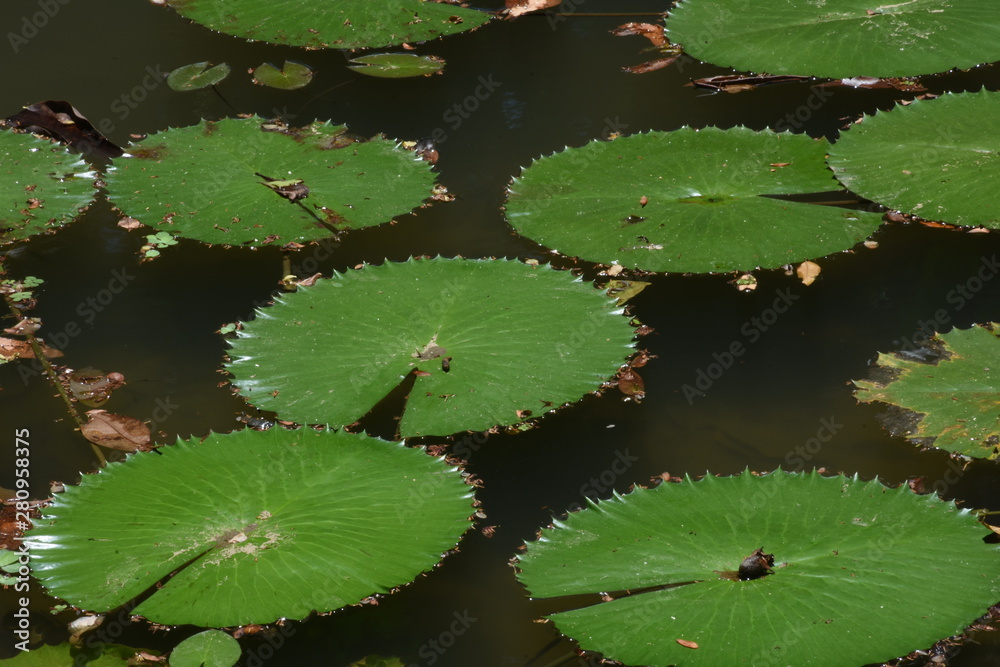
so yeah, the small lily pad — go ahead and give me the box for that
[170,630,240,667]
[252,61,314,90]
[167,62,231,91]
[348,53,445,78]
[853,323,1000,459]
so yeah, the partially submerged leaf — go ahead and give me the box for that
[516,470,1000,666]
[226,258,636,437]
[162,0,491,50]
[26,429,473,626]
[104,117,437,248]
[853,323,1000,458]
[506,0,561,18]
[252,61,314,90]
[828,90,1000,228]
[348,53,444,78]
[0,130,96,245]
[3,101,123,158]
[167,62,231,91]
[80,410,153,452]
[664,0,1000,78]
[505,128,883,273]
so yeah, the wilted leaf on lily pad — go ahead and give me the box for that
[504,128,883,273]
[348,53,444,78]
[828,90,1000,228]
[104,117,437,248]
[664,0,1000,78]
[162,0,492,50]
[26,428,472,626]
[226,257,636,437]
[516,470,1000,667]
[167,62,231,91]
[252,61,314,90]
[0,130,95,245]
[170,630,240,667]
[853,323,1000,459]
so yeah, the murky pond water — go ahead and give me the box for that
[2,0,1000,665]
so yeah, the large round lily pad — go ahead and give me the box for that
[516,470,1000,666]
[504,128,883,273]
[828,90,1000,228]
[664,0,1000,78]
[104,117,437,248]
[163,0,491,50]
[0,130,95,245]
[226,258,636,437]
[26,428,473,627]
[853,323,1000,459]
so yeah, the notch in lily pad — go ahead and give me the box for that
[348,53,444,78]
[515,469,1000,666]
[167,62,231,91]
[252,61,314,90]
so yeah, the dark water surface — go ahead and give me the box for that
[2,1,1000,665]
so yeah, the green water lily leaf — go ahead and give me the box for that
[0,130,95,245]
[828,90,1000,228]
[516,470,1000,667]
[504,128,883,273]
[163,0,492,50]
[853,323,1000,459]
[5,643,150,666]
[25,429,472,626]
[104,117,437,248]
[170,630,240,667]
[664,0,1000,78]
[167,62,231,91]
[348,53,445,78]
[252,61,314,90]
[226,258,636,437]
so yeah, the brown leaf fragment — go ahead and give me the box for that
[81,410,153,452]
[0,337,62,359]
[3,100,124,158]
[617,368,645,397]
[676,639,699,649]
[505,0,561,18]
[611,22,666,47]
[623,56,679,74]
[796,260,821,286]
[690,74,809,92]
[4,317,41,335]
[117,217,142,230]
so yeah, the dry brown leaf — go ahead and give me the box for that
[676,638,699,649]
[796,260,821,286]
[81,410,153,452]
[0,337,62,359]
[623,56,679,74]
[3,317,41,335]
[617,368,645,397]
[117,217,142,230]
[505,0,561,18]
[611,22,666,47]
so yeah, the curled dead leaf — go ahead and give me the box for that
[796,260,821,286]
[611,22,666,47]
[505,0,561,18]
[676,638,699,649]
[3,317,41,335]
[617,368,645,398]
[117,217,142,230]
[81,410,153,452]
[0,337,62,360]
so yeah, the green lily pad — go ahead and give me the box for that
[252,61,314,90]
[664,0,1000,78]
[516,470,1000,667]
[0,130,95,245]
[25,428,473,626]
[104,117,437,248]
[5,643,148,666]
[170,630,240,667]
[167,62,231,91]
[853,323,1000,459]
[348,53,445,78]
[226,257,636,437]
[828,90,1000,228]
[504,128,883,273]
[163,0,491,50]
